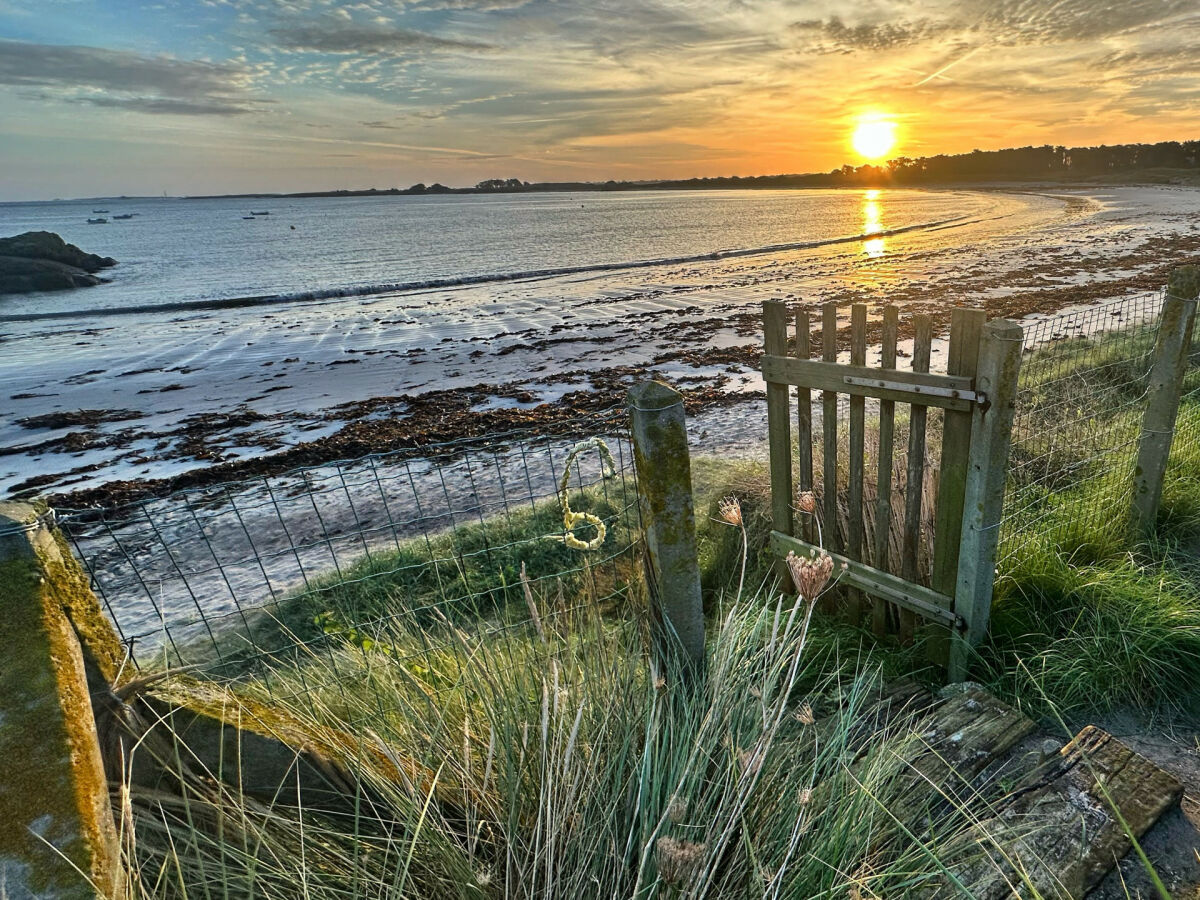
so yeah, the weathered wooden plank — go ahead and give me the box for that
[847,304,867,624]
[940,726,1183,899]
[949,319,1023,680]
[1132,267,1200,537]
[873,306,898,637]
[822,302,840,554]
[931,308,984,604]
[883,685,1036,830]
[900,315,933,642]
[794,308,814,545]
[763,302,794,545]
[760,356,974,410]
[770,531,958,629]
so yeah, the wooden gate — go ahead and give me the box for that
[761,300,1022,679]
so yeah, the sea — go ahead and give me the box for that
[0,188,1034,319]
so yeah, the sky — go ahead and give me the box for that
[0,0,1198,200]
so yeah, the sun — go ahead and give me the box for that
[851,116,898,161]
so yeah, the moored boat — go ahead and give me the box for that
[87,217,108,224]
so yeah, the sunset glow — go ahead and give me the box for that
[852,117,898,161]
[0,1,1198,198]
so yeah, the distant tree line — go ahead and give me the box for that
[186,140,1199,201]
[465,140,1200,191]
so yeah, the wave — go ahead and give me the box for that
[1,214,974,323]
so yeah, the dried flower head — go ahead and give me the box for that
[786,549,835,600]
[796,490,818,515]
[798,786,813,805]
[718,495,743,526]
[656,836,707,887]
[666,796,688,824]
[654,675,667,692]
[795,702,815,726]
[737,745,763,778]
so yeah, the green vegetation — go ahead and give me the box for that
[124,582,1033,899]
[983,398,1200,716]
[114,319,1200,897]
[204,485,640,675]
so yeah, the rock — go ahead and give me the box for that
[0,231,117,296]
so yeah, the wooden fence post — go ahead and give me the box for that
[1132,267,1200,538]
[949,320,1023,681]
[628,382,706,677]
[763,301,794,541]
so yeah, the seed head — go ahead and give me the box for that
[798,786,813,805]
[718,495,743,526]
[795,702,815,726]
[737,745,763,777]
[786,549,835,600]
[666,796,688,824]
[656,836,707,887]
[796,491,818,514]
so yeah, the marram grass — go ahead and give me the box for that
[120,573,1028,898]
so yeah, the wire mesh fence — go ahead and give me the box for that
[997,291,1166,565]
[59,408,644,719]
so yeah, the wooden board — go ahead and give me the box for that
[822,302,840,554]
[760,355,975,410]
[794,308,814,545]
[873,306,899,636]
[939,725,1183,899]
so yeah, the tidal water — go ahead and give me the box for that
[0,188,1011,319]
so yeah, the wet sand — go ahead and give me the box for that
[3,185,1199,508]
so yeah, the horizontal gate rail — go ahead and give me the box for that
[770,530,961,630]
[760,355,979,410]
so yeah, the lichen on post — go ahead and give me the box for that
[0,501,124,899]
[627,381,705,678]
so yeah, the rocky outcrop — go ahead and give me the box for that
[0,231,117,295]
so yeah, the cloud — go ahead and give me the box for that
[791,15,948,53]
[964,0,1200,44]
[270,18,491,55]
[72,95,258,115]
[0,39,249,97]
[0,39,259,115]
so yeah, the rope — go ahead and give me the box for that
[552,437,617,551]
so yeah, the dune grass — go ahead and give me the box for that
[113,318,1200,897]
[121,574,1034,900]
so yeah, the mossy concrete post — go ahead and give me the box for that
[949,320,1023,683]
[0,501,124,899]
[1133,267,1200,539]
[628,382,705,677]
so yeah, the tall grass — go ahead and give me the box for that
[120,573,1011,899]
[983,399,1200,716]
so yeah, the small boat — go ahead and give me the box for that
[250,210,270,216]
[112,213,135,220]
[87,217,107,224]
[92,209,109,213]
[242,216,256,220]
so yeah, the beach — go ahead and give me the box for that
[2,184,1199,505]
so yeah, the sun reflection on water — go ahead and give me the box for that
[862,189,884,258]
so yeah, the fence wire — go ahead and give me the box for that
[59,409,644,724]
[997,291,1166,564]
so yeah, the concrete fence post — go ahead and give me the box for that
[949,320,1024,682]
[0,501,125,899]
[627,382,705,678]
[1132,267,1200,538]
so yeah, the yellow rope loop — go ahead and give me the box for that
[553,437,617,551]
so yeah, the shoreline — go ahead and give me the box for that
[4,184,1199,509]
